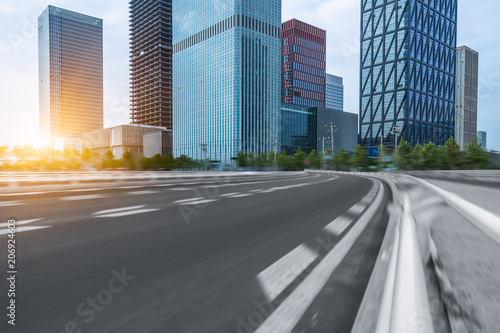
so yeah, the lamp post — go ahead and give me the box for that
[389,124,400,169]
[271,136,281,170]
[200,144,208,170]
[318,136,329,170]
[325,123,339,156]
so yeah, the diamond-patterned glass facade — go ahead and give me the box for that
[360,0,457,148]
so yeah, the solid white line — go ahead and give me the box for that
[177,199,218,206]
[257,244,318,301]
[153,184,174,187]
[67,188,103,192]
[127,190,159,195]
[347,203,367,216]
[169,188,194,191]
[94,208,161,218]
[255,182,383,333]
[0,192,45,197]
[60,194,105,201]
[173,197,204,204]
[228,194,253,198]
[323,216,353,237]
[0,201,24,207]
[118,185,144,189]
[220,193,240,197]
[0,226,50,235]
[93,206,146,216]
[0,218,43,228]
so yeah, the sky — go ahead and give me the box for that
[0,0,499,150]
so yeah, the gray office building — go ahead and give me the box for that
[280,103,358,155]
[38,6,103,147]
[477,131,487,150]
[455,46,479,150]
[325,74,344,111]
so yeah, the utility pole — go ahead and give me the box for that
[271,136,280,170]
[200,144,208,170]
[318,136,328,170]
[325,123,339,156]
[389,124,401,169]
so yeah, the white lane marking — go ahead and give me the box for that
[228,194,254,198]
[0,226,51,235]
[173,197,204,204]
[154,184,174,187]
[0,218,43,228]
[127,190,159,195]
[347,203,367,215]
[93,206,146,216]
[220,193,240,197]
[0,192,45,197]
[323,216,353,237]
[118,185,144,189]
[0,201,24,207]
[67,188,103,192]
[94,208,161,218]
[255,182,384,333]
[61,194,105,201]
[250,189,264,193]
[359,194,375,206]
[257,244,318,301]
[169,188,194,191]
[177,199,218,206]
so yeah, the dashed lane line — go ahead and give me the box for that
[257,244,318,301]
[127,190,160,195]
[60,194,105,201]
[0,218,43,228]
[93,206,146,216]
[94,208,161,218]
[323,216,353,237]
[0,201,25,207]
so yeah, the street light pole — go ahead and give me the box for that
[325,123,339,155]
[271,136,280,171]
[389,124,401,169]
[200,144,208,170]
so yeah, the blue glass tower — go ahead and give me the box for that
[173,0,282,164]
[360,0,457,148]
[38,6,103,147]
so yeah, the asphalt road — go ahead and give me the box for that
[0,172,390,333]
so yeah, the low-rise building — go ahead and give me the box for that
[82,124,172,158]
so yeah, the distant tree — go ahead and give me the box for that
[122,150,133,161]
[293,148,306,170]
[308,149,321,169]
[104,150,114,161]
[165,152,176,171]
[335,147,351,171]
[81,148,92,162]
[256,151,266,169]
[63,147,72,160]
[236,151,248,168]
[353,145,368,171]
[248,152,256,169]
[422,142,436,170]
[267,151,276,168]
[397,139,412,170]
[464,137,489,169]
[411,144,424,170]
[443,137,461,169]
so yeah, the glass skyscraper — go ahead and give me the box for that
[325,73,344,111]
[360,0,457,148]
[455,46,479,150]
[130,0,173,129]
[282,19,326,108]
[173,0,282,164]
[38,6,103,147]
